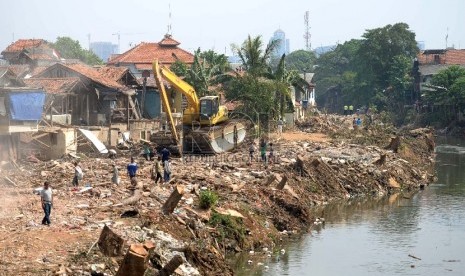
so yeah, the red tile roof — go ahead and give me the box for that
[2,39,47,54]
[0,65,30,78]
[97,66,129,82]
[418,49,465,65]
[28,66,49,78]
[24,78,81,94]
[64,63,124,90]
[36,63,124,90]
[108,35,194,66]
[159,35,180,46]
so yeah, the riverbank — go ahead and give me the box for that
[0,113,435,275]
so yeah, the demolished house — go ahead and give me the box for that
[0,87,46,161]
[107,34,195,119]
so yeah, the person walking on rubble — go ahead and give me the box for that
[248,143,256,163]
[127,157,138,180]
[268,142,274,164]
[72,161,83,187]
[260,138,267,164]
[277,117,284,136]
[40,181,53,226]
[111,164,120,185]
[163,158,172,182]
[143,143,152,161]
[161,147,170,162]
[152,156,163,184]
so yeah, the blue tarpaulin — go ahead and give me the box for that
[9,91,45,121]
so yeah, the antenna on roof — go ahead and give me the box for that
[445,27,449,49]
[167,3,172,36]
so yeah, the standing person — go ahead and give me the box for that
[143,144,152,161]
[163,158,172,182]
[268,143,274,164]
[260,138,267,163]
[127,157,138,180]
[248,143,256,163]
[343,105,348,115]
[353,117,358,130]
[152,156,163,184]
[161,147,170,162]
[72,161,83,187]
[349,105,354,115]
[111,164,120,185]
[40,181,53,226]
[277,118,284,136]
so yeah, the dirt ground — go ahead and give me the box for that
[0,113,436,275]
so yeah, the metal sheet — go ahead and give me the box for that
[79,128,108,154]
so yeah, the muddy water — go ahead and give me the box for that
[234,137,465,275]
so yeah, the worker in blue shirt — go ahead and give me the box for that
[127,157,138,180]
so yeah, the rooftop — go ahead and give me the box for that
[108,35,194,66]
[23,77,82,94]
[2,39,48,54]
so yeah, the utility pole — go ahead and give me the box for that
[303,11,311,51]
[87,33,91,50]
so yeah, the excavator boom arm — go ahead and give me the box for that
[156,62,200,115]
[153,60,179,143]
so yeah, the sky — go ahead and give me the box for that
[0,0,463,57]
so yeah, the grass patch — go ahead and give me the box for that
[199,190,219,209]
[209,212,245,245]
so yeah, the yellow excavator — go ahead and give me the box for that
[152,60,246,154]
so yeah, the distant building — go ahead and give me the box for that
[270,29,290,58]
[90,42,118,62]
[314,45,336,57]
[417,41,425,51]
[1,39,60,66]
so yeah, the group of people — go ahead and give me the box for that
[248,138,274,165]
[126,147,172,184]
[343,105,354,115]
[39,146,173,226]
[353,117,363,129]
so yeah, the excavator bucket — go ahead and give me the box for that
[183,121,246,154]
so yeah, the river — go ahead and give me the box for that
[234,136,465,275]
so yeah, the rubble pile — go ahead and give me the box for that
[0,114,435,275]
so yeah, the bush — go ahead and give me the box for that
[209,212,245,244]
[199,190,218,209]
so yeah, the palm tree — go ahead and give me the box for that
[232,35,280,77]
[170,49,232,97]
[228,36,311,119]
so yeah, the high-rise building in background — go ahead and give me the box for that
[270,29,290,58]
[417,41,425,51]
[90,42,118,62]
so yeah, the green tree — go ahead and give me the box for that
[423,65,465,123]
[285,50,316,73]
[313,23,418,117]
[357,23,418,95]
[169,49,231,97]
[226,35,314,120]
[53,37,103,65]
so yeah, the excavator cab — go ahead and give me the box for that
[200,96,219,121]
[199,96,229,125]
